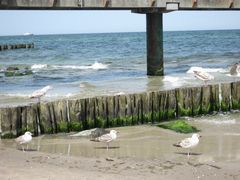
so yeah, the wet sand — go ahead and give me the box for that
[1,113,240,180]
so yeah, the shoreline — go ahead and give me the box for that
[1,81,240,138]
[1,121,240,180]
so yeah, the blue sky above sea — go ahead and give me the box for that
[0,10,240,36]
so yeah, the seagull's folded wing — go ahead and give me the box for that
[15,135,25,144]
[30,89,43,98]
[97,133,112,142]
[180,137,192,148]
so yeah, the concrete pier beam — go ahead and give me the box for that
[146,13,163,76]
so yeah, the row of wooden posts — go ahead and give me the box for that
[0,43,34,51]
[0,81,239,138]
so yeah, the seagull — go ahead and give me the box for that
[173,133,201,158]
[230,63,240,76]
[29,85,53,102]
[15,131,33,152]
[193,70,214,85]
[91,130,118,150]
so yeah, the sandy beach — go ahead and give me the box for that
[1,113,240,180]
[0,145,239,180]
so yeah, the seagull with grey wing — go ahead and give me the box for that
[193,70,214,85]
[229,63,240,82]
[230,63,240,76]
[91,130,118,150]
[29,85,53,103]
[173,133,201,158]
[15,131,33,152]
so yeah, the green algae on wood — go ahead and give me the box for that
[191,87,202,116]
[221,83,231,111]
[231,82,240,110]
[157,120,200,134]
[176,88,192,117]
[201,85,213,114]
[210,84,220,112]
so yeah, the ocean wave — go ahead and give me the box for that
[226,73,240,77]
[30,62,108,71]
[1,93,29,98]
[79,82,96,88]
[186,66,227,74]
[162,76,180,83]
[52,62,108,70]
[31,64,48,70]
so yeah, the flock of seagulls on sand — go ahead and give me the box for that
[15,129,201,159]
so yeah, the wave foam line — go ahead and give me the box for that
[187,66,227,74]
[53,62,108,70]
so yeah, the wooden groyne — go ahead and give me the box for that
[0,81,240,138]
[0,43,34,51]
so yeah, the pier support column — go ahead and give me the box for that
[146,13,163,76]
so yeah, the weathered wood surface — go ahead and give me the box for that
[1,0,240,10]
[1,82,240,138]
[0,43,34,51]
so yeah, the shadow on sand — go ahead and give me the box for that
[17,148,38,152]
[174,152,202,156]
[94,146,120,149]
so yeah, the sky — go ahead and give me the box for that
[0,10,240,36]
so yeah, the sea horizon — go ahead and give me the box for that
[1,28,240,37]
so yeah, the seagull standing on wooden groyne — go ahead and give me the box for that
[173,133,201,158]
[230,63,240,76]
[193,70,214,85]
[15,131,33,152]
[91,130,118,151]
[29,85,53,103]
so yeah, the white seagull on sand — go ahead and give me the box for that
[173,133,201,158]
[193,70,214,85]
[29,85,53,102]
[15,131,33,152]
[92,130,118,150]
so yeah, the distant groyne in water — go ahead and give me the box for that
[0,81,240,138]
[0,43,34,51]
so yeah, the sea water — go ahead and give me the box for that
[0,30,240,106]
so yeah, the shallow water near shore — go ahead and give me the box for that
[1,30,240,107]
[1,112,240,163]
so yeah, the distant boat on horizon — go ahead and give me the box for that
[23,32,34,36]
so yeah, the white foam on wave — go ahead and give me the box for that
[114,92,125,95]
[187,66,226,74]
[2,93,29,98]
[226,73,240,77]
[53,62,108,70]
[162,76,180,83]
[31,64,48,70]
